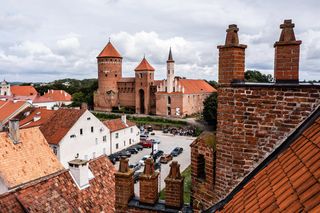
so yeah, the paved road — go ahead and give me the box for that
[114,130,195,195]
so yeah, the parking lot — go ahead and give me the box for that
[114,130,195,194]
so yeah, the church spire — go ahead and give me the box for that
[167,47,174,62]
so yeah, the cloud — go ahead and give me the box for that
[56,36,81,55]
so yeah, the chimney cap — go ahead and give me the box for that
[274,19,302,47]
[217,24,247,49]
[68,159,88,167]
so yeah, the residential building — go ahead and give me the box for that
[93,42,216,117]
[0,100,31,130]
[103,114,140,153]
[40,108,111,167]
[19,108,55,128]
[0,122,63,194]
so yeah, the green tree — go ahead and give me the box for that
[203,93,218,128]
[245,70,273,83]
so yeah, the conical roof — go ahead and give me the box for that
[167,47,174,62]
[135,57,155,71]
[97,41,122,58]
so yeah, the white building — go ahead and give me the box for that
[103,114,140,153]
[39,109,111,167]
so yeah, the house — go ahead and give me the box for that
[103,114,140,153]
[93,42,216,117]
[0,100,31,130]
[0,120,63,194]
[0,83,38,103]
[39,108,111,167]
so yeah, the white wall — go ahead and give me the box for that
[0,178,8,195]
[57,110,111,168]
[33,101,57,109]
[110,125,140,153]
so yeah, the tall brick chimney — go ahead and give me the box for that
[217,24,247,84]
[274,19,302,83]
[9,119,19,144]
[165,161,184,209]
[139,158,159,204]
[115,158,134,211]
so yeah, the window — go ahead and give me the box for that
[87,117,91,120]
[168,96,171,104]
[197,154,206,180]
[115,133,119,138]
[52,146,58,155]
[130,128,133,133]
[103,135,107,142]
[116,143,119,149]
[70,134,76,138]
[80,129,83,135]
[95,138,98,145]
[140,73,143,78]
[91,126,94,133]
[124,141,126,146]
[129,139,132,145]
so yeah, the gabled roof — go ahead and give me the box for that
[0,100,29,124]
[19,108,55,129]
[39,109,86,145]
[179,79,216,94]
[135,57,155,71]
[11,86,37,96]
[103,118,136,132]
[41,90,72,102]
[0,156,115,212]
[0,127,63,189]
[206,107,320,212]
[97,41,122,58]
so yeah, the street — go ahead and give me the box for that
[114,130,195,195]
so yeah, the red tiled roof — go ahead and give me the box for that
[0,156,115,212]
[19,108,55,129]
[42,90,72,102]
[97,41,122,58]
[214,109,320,213]
[179,79,216,94]
[39,109,86,145]
[103,118,136,132]
[135,57,155,71]
[32,95,54,103]
[11,86,37,96]
[0,100,29,124]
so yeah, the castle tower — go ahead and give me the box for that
[166,48,175,93]
[95,41,122,111]
[134,56,155,114]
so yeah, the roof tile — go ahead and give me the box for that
[98,41,122,58]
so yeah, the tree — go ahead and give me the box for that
[202,93,218,129]
[207,80,218,89]
[245,70,273,83]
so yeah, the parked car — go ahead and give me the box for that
[160,154,173,164]
[150,138,160,144]
[129,162,142,172]
[140,140,152,148]
[132,144,143,151]
[140,134,148,141]
[109,153,120,162]
[126,147,138,154]
[133,171,142,183]
[139,155,151,165]
[146,126,153,132]
[154,150,164,159]
[118,150,132,158]
[171,147,183,157]
[150,132,155,136]
[162,128,169,133]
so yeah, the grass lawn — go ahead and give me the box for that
[159,165,191,204]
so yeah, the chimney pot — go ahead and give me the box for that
[68,159,90,189]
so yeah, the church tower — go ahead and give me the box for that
[0,80,11,96]
[134,57,155,114]
[166,48,175,93]
[95,41,122,111]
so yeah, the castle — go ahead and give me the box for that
[93,42,216,117]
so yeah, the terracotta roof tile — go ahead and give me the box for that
[98,41,122,58]
[42,90,72,102]
[179,79,216,94]
[135,57,155,71]
[19,108,55,128]
[0,127,63,188]
[214,108,320,213]
[103,118,136,132]
[11,86,37,96]
[39,108,86,145]
[0,100,29,124]
[0,156,115,212]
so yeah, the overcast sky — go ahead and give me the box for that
[1,0,320,82]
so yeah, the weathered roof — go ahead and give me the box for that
[42,90,72,102]
[0,100,29,124]
[179,79,216,94]
[97,41,122,58]
[207,107,320,212]
[11,86,37,96]
[103,118,136,132]
[39,108,86,145]
[19,108,55,129]
[0,127,63,188]
[0,156,115,212]
[135,57,155,71]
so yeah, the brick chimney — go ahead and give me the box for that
[9,119,19,144]
[274,19,302,83]
[121,113,127,125]
[139,158,159,204]
[115,157,134,211]
[165,161,184,209]
[217,24,247,84]
[68,159,90,189]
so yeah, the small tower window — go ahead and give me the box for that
[168,96,171,104]
[197,154,206,180]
